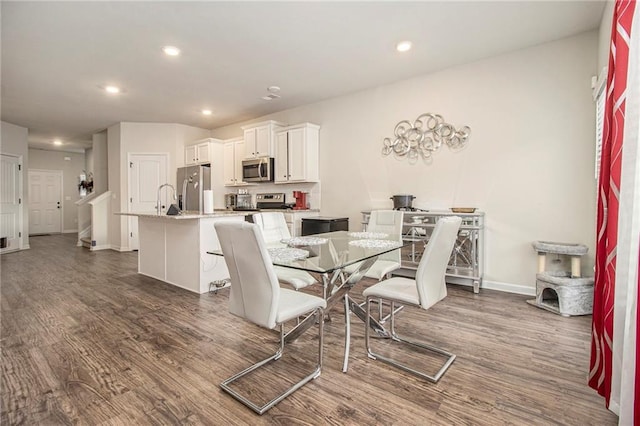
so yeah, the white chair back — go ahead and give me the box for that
[368,210,404,262]
[368,210,404,234]
[252,212,291,245]
[415,216,462,310]
[214,221,281,329]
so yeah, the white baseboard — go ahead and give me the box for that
[108,244,133,252]
[90,244,111,251]
[482,279,536,296]
[63,229,77,234]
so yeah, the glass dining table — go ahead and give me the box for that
[209,230,409,372]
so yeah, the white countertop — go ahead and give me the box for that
[251,209,320,213]
[117,208,320,220]
[116,211,247,220]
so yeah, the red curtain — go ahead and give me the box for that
[589,0,636,405]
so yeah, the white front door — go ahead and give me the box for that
[0,154,23,253]
[128,154,168,250]
[28,169,62,235]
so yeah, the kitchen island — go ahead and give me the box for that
[117,212,246,294]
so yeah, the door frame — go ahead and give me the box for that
[0,153,24,253]
[28,169,64,235]
[126,152,169,251]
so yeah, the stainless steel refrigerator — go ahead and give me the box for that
[176,165,211,213]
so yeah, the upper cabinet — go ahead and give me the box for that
[241,120,285,159]
[185,138,218,165]
[223,138,246,186]
[275,123,320,183]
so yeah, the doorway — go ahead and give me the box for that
[0,154,23,253]
[127,153,168,250]
[28,169,63,235]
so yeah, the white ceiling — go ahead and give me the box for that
[1,1,605,153]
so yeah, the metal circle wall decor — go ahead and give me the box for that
[382,113,470,163]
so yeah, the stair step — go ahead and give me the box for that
[80,237,91,248]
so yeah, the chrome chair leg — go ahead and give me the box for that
[342,293,350,373]
[220,307,324,415]
[365,296,456,383]
[377,299,405,324]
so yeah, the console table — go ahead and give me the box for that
[362,210,485,293]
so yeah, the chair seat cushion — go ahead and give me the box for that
[277,289,327,324]
[362,277,420,305]
[343,260,401,280]
[363,260,401,280]
[274,266,317,290]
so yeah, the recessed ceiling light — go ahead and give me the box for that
[396,41,412,52]
[104,85,121,94]
[53,140,62,145]
[201,109,212,116]
[267,86,281,93]
[163,46,181,56]
[261,93,281,101]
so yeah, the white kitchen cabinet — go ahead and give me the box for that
[241,120,285,159]
[185,138,216,165]
[275,123,320,183]
[223,138,246,186]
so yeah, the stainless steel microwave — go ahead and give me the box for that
[242,157,274,182]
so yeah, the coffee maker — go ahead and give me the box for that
[293,191,308,210]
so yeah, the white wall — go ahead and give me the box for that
[85,147,94,181]
[28,149,86,232]
[213,31,599,291]
[107,123,122,250]
[1,121,30,249]
[598,1,615,71]
[91,131,108,195]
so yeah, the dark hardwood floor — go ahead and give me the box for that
[1,234,616,425]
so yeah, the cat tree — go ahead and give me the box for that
[527,241,594,317]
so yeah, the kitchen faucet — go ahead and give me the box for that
[157,183,176,215]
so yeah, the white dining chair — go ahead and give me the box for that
[214,221,326,415]
[346,210,405,321]
[252,212,318,290]
[362,216,462,383]
[362,210,405,279]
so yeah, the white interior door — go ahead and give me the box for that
[1,154,22,253]
[28,169,62,235]
[128,154,168,250]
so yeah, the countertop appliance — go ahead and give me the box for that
[233,193,254,211]
[293,191,308,210]
[301,217,349,236]
[177,165,211,213]
[242,157,274,182]
[256,192,291,210]
[390,194,416,210]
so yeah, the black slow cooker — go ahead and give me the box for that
[390,195,416,210]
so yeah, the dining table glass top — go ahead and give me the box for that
[209,230,407,274]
